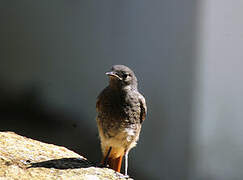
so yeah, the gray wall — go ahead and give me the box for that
[2,0,242,180]
[190,1,243,180]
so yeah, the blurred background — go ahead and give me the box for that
[0,1,243,180]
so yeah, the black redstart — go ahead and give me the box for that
[96,65,147,175]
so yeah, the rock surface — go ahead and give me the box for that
[0,132,132,180]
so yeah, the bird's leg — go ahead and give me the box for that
[124,151,128,176]
[102,146,112,167]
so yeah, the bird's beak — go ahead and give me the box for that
[105,71,122,80]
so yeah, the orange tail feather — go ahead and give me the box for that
[107,155,123,172]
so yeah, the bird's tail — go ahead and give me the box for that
[105,155,123,172]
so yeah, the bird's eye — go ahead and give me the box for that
[122,73,129,79]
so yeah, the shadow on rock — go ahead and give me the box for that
[28,158,93,169]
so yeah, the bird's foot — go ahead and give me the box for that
[115,172,130,179]
[96,162,109,168]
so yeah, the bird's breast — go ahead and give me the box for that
[99,92,140,123]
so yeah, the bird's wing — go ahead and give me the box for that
[96,94,101,112]
[96,87,109,112]
[138,93,147,124]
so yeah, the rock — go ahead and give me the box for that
[0,132,132,180]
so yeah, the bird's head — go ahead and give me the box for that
[106,65,138,90]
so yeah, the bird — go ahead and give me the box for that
[96,65,147,176]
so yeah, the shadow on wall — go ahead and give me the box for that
[0,82,100,163]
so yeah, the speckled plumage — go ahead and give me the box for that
[96,65,147,174]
